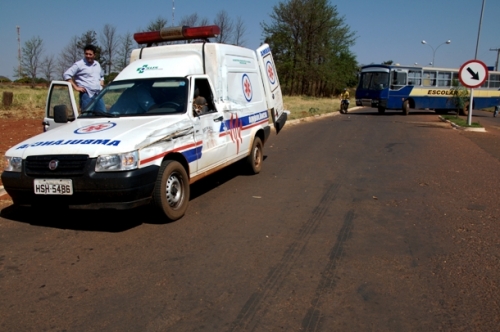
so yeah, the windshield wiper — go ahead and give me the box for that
[80,110,118,118]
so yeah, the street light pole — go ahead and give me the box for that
[421,40,451,67]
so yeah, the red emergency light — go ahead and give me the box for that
[134,25,221,45]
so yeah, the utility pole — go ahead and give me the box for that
[17,26,21,77]
[468,0,486,126]
[490,48,500,71]
[172,0,175,26]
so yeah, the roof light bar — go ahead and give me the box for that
[134,25,221,45]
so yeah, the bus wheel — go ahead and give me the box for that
[435,109,448,115]
[402,100,410,116]
[378,107,385,114]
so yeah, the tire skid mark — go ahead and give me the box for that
[301,209,354,332]
[229,182,340,332]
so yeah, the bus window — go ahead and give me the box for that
[437,71,452,87]
[489,74,500,88]
[391,71,407,90]
[423,71,436,86]
[360,72,389,90]
[408,70,422,86]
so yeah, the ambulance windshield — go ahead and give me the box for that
[80,78,188,117]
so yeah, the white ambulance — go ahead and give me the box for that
[2,25,287,220]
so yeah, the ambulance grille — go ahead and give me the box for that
[25,155,89,176]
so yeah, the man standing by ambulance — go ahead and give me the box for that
[64,44,105,111]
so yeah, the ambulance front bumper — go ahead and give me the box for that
[1,160,160,210]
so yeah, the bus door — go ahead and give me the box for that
[389,69,409,108]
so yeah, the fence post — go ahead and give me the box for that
[2,91,13,107]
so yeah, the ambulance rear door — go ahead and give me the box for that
[256,44,287,133]
[43,81,79,132]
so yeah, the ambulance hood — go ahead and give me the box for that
[7,115,193,159]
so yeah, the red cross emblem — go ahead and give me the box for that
[242,74,253,101]
[267,62,275,84]
[75,122,116,134]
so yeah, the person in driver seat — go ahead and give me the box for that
[193,87,208,116]
[110,81,156,115]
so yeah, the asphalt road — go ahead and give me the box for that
[1,108,500,331]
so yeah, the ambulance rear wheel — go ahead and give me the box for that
[247,137,263,174]
[153,160,190,221]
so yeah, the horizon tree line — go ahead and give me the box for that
[13,1,358,97]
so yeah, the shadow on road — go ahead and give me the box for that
[190,157,267,200]
[0,204,147,232]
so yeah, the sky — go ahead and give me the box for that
[1,0,499,80]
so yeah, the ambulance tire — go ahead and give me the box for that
[153,160,190,221]
[247,137,263,174]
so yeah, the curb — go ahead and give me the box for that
[438,116,486,132]
[283,107,362,127]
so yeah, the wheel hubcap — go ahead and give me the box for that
[166,173,183,208]
[254,147,261,167]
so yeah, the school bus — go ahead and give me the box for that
[355,64,500,115]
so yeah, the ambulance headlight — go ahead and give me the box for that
[95,151,139,172]
[4,156,22,172]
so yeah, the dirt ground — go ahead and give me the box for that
[0,119,42,186]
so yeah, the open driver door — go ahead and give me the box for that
[43,81,79,132]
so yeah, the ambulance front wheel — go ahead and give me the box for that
[247,137,263,174]
[153,160,190,220]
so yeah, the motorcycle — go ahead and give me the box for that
[340,99,349,114]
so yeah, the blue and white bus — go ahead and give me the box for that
[355,64,500,115]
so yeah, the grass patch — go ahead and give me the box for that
[283,95,341,120]
[1,84,46,119]
[441,114,482,128]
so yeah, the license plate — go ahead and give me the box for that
[34,179,73,195]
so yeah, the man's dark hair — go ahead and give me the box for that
[84,44,97,54]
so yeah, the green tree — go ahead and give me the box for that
[449,79,469,116]
[146,16,168,31]
[262,0,357,97]
[77,30,103,64]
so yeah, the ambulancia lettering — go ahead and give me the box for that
[16,139,121,149]
[260,47,271,56]
[249,111,268,124]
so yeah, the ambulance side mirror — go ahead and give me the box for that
[54,105,68,123]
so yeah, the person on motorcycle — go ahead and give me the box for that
[339,88,350,113]
[340,88,350,103]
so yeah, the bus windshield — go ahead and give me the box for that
[360,72,389,91]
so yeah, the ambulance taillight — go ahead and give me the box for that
[134,25,221,45]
